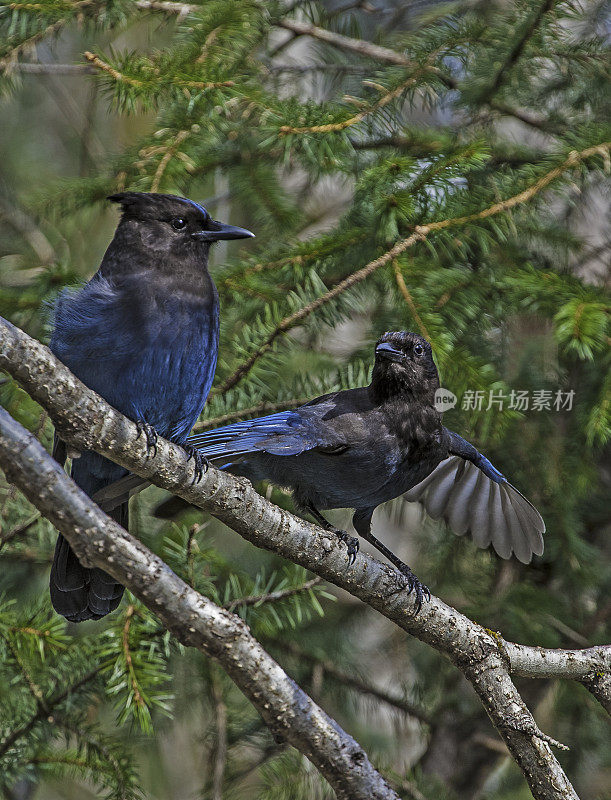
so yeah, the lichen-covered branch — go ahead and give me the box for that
[0,407,399,800]
[2,318,609,800]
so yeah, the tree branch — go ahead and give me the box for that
[2,319,609,799]
[82,52,234,91]
[275,18,557,134]
[270,639,431,725]
[224,576,322,611]
[210,669,228,800]
[277,18,423,67]
[214,142,609,394]
[0,409,399,800]
[0,667,102,759]
[0,0,92,73]
[504,641,611,681]
[134,0,198,13]
[278,75,420,135]
[478,0,555,104]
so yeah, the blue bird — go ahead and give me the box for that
[49,191,254,622]
[97,332,544,611]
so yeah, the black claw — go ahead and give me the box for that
[397,564,429,614]
[333,529,359,566]
[136,420,158,457]
[346,538,359,566]
[183,444,209,484]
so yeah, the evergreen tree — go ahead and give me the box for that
[0,1,609,798]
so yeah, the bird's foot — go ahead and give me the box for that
[136,420,158,457]
[334,529,360,566]
[182,443,209,484]
[396,564,430,613]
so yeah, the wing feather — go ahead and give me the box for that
[404,455,545,562]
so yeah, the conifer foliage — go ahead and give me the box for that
[0,1,609,798]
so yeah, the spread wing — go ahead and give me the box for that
[404,455,545,564]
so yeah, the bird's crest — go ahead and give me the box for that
[107,192,209,220]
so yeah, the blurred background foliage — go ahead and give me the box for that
[0,0,609,798]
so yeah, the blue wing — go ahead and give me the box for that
[187,410,331,458]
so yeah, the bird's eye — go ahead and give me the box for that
[414,344,424,357]
[171,218,187,231]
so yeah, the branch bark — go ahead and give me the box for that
[1,319,609,799]
[0,406,399,800]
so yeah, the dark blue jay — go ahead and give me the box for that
[97,331,545,610]
[49,192,253,621]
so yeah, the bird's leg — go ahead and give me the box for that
[305,503,359,566]
[352,509,430,613]
[180,442,209,485]
[135,419,158,457]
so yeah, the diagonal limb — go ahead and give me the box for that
[305,502,359,565]
[353,508,430,612]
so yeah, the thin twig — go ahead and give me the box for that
[0,200,55,264]
[151,129,190,192]
[243,232,367,276]
[0,667,102,758]
[122,605,145,709]
[279,75,420,135]
[224,577,322,611]
[479,0,555,104]
[54,717,127,790]
[0,1,93,72]
[266,63,372,75]
[276,17,557,134]
[7,63,95,75]
[395,777,431,800]
[392,260,430,340]
[277,18,417,66]
[83,52,235,91]
[134,0,198,13]
[4,637,48,711]
[271,639,431,724]
[214,143,609,395]
[0,512,41,550]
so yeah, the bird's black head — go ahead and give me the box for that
[370,331,439,404]
[107,192,254,262]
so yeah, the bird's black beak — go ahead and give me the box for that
[191,220,255,242]
[375,342,405,363]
